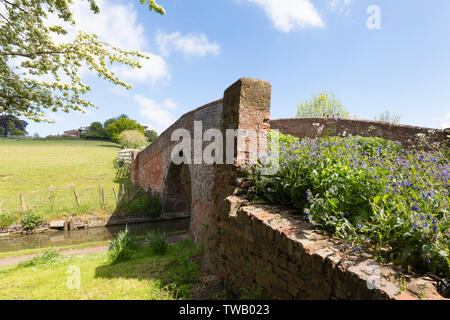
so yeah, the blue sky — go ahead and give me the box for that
[27,0,450,136]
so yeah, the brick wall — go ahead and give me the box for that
[132,78,448,299]
[130,99,223,242]
[131,78,272,245]
[271,117,449,148]
[216,196,445,300]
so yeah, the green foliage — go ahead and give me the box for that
[244,132,450,276]
[139,0,165,15]
[239,287,263,300]
[0,213,15,229]
[18,249,65,268]
[44,135,79,140]
[118,130,148,149]
[104,114,129,129]
[120,193,162,217]
[376,110,402,124]
[0,115,27,136]
[20,212,42,230]
[296,92,350,118]
[107,118,145,142]
[107,227,138,265]
[160,240,203,299]
[145,129,158,144]
[0,0,164,122]
[146,231,169,255]
[83,122,108,139]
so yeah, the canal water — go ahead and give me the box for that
[0,218,190,253]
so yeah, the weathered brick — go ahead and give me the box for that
[130,77,445,301]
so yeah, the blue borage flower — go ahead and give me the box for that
[243,133,449,275]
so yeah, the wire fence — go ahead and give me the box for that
[0,135,114,142]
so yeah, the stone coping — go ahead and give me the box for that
[225,196,447,300]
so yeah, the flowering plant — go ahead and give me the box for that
[244,132,450,276]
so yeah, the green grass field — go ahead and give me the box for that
[0,139,122,226]
[0,240,205,300]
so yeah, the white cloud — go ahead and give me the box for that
[247,0,325,32]
[111,52,170,84]
[46,0,170,85]
[329,0,352,15]
[71,0,148,50]
[45,112,65,123]
[134,95,178,133]
[438,112,450,129]
[156,31,221,57]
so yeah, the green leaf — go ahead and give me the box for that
[401,246,415,262]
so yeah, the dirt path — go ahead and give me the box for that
[0,233,189,268]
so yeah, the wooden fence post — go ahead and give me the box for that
[113,187,118,205]
[99,185,102,206]
[121,184,125,202]
[20,193,26,211]
[73,189,80,206]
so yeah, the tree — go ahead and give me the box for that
[103,114,128,129]
[145,129,158,144]
[106,117,145,142]
[118,130,147,149]
[0,114,27,136]
[0,0,164,122]
[296,92,350,118]
[83,121,107,139]
[375,110,402,124]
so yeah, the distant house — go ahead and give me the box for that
[62,126,90,138]
[79,126,90,135]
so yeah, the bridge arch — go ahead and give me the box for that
[162,162,192,216]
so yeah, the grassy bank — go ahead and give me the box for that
[0,238,207,300]
[0,139,153,228]
[0,231,188,259]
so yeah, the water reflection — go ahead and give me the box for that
[0,218,190,253]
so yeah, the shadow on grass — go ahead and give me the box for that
[110,164,162,217]
[97,144,122,149]
[94,239,210,299]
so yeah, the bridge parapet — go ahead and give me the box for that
[131,78,272,245]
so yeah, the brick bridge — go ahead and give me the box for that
[130,78,449,299]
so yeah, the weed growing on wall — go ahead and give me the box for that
[244,132,450,277]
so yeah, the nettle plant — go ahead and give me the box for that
[243,132,450,277]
